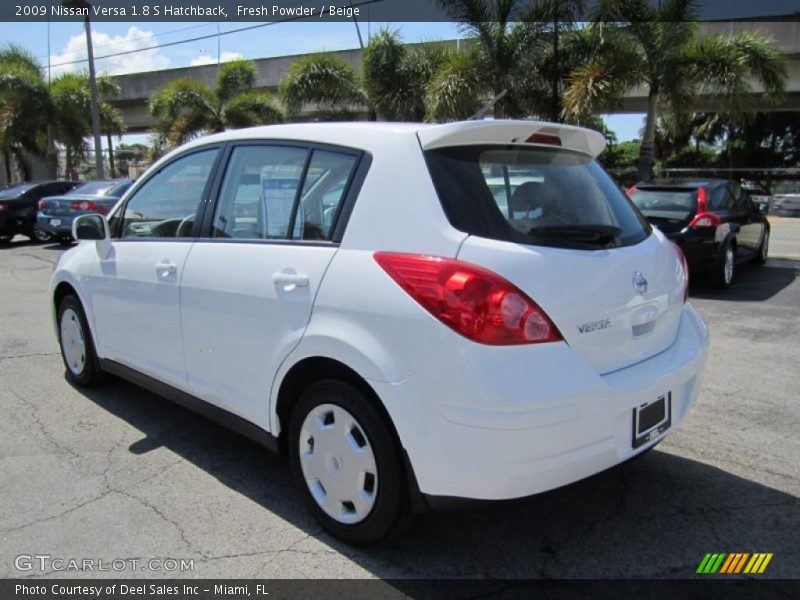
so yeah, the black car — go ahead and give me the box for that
[0,181,80,243]
[36,179,133,245]
[628,179,769,288]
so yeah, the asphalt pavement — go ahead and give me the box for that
[0,238,797,580]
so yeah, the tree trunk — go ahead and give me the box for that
[638,88,659,181]
[106,133,115,178]
[2,151,12,185]
[551,15,560,123]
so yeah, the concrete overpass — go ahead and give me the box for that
[109,20,800,133]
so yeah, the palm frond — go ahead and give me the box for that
[223,92,285,128]
[279,53,367,117]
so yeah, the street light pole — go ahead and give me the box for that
[63,0,104,179]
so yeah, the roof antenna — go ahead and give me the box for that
[469,89,507,121]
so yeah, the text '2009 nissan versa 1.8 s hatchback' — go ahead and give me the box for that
[51,121,709,544]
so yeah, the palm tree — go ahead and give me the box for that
[280,29,449,121]
[562,0,786,180]
[432,0,584,120]
[149,59,284,151]
[0,45,50,182]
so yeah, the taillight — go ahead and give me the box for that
[374,252,562,345]
[670,242,689,302]
[626,185,637,197]
[38,199,46,210]
[688,188,721,228]
[69,199,101,213]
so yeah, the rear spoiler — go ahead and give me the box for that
[417,120,606,157]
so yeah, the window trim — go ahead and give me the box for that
[111,145,224,241]
[196,138,370,246]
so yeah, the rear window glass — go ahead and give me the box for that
[0,183,35,198]
[72,181,118,196]
[630,189,697,221]
[425,145,650,249]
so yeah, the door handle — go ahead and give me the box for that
[272,271,309,287]
[155,261,177,277]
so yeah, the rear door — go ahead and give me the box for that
[180,143,362,425]
[728,183,762,258]
[427,144,686,375]
[88,148,219,388]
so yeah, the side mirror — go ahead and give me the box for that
[73,214,111,259]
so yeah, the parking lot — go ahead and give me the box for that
[0,238,798,581]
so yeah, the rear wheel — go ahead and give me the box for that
[288,380,408,545]
[755,230,769,265]
[31,224,52,243]
[57,295,103,386]
[713,242,736,289]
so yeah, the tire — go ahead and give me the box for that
[755,229,769,265]
[288,379,409,545]
[0,235,11,245]
[58,237,73,247]
[57,294,103,387]
[31,224,52,243]
[712,242,736,289]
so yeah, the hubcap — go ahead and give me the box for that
[724,247,735,285]
[60,308,86,375]
[298,403,378,524]
[33,225,51,242]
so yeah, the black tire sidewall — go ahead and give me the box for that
[288,379,407,545]
[57,295,100,386]
[714,242,735,289]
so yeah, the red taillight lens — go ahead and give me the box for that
[69,199,101,213]
[38,199,46,210]
[626,185,637,197]
[670,242,689,302]
[374,252,562,345]
[688,188,721,228]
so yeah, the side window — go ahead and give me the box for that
[709,186,728,211]
[121,149,218,239]
[212,145,309,240]
[298,150,358,240]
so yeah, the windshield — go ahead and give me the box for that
[630,188,697,222]
[71,181,119,196]
[425,145,650,249]
[0,183,36,198]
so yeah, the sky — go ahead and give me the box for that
[0,20,646,143]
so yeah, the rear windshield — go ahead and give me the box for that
[72,181,118,196]
[0,183,35,198]
[425,145,650,249]
[630,188,697,221]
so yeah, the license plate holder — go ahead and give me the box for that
[632,393,671,449]
[50,219,61,226]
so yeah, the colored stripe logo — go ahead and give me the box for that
[697,552,773,574]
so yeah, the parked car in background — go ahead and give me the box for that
[628,179,769,288]
[51,121,708,544]
[772,194,800,217]
[0,181,80,243]
[37,179,133,245]
[741,182,774,213]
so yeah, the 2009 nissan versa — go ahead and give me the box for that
[51,120,709,544]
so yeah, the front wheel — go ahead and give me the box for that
[755,230,769,265]
[288,380,409,545]
[57,294,103,386]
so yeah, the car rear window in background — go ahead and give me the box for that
[0,183,36,198]
[630,189,698,221]
[71,181,118,196]
[425,145,650,249]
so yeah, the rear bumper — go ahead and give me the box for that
[371,304,709,501]
[666,230,721,271]
[37,213,76,236]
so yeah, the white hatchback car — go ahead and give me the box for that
[52,120,709,544]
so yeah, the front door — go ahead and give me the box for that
[88,148,219,388]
